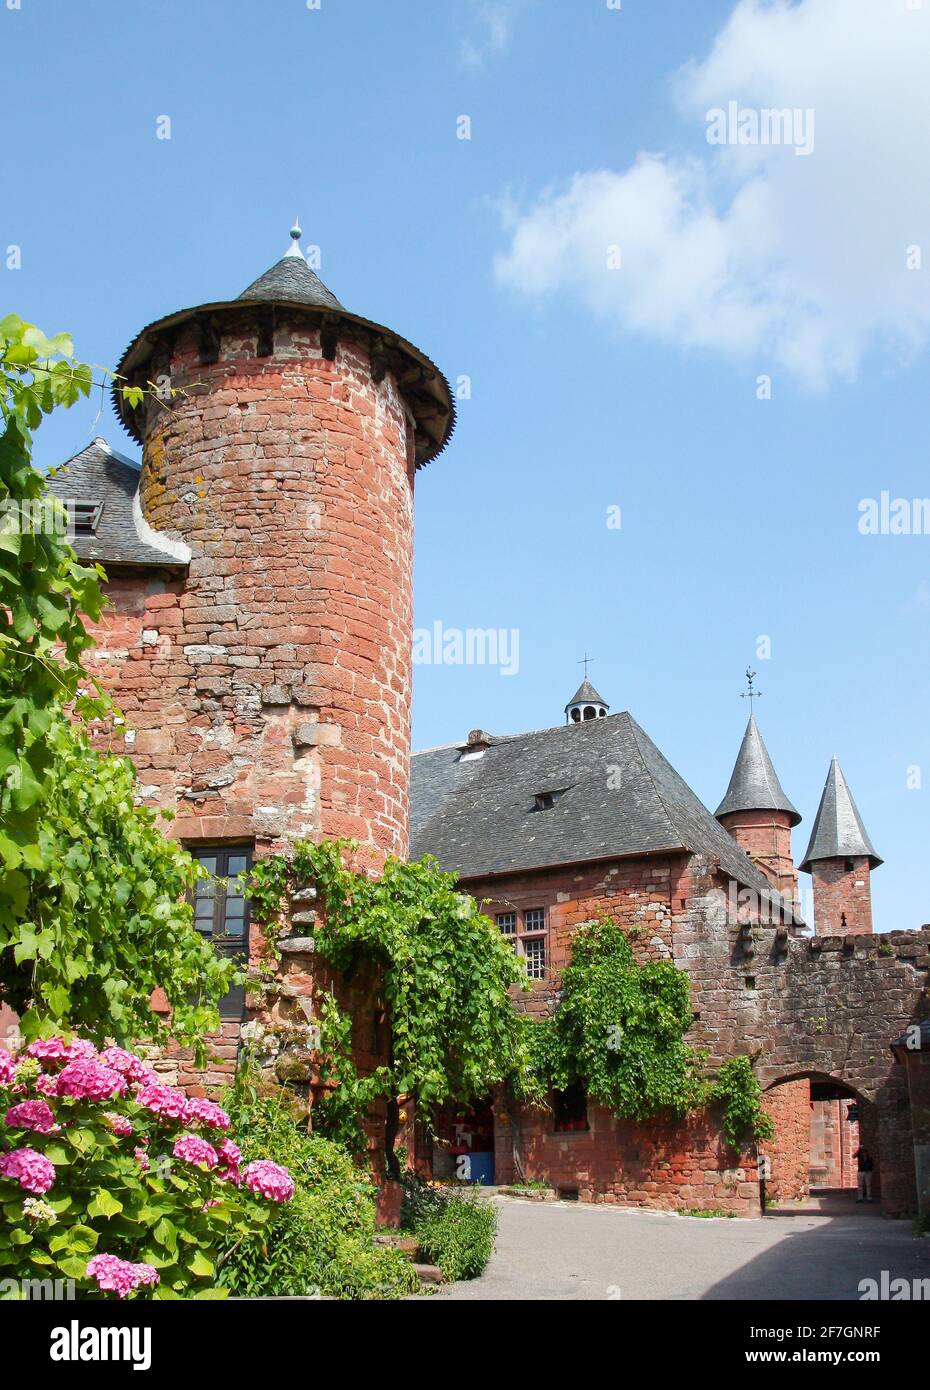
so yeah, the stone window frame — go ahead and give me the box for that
[186,842,254,1019]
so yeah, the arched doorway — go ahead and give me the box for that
[760,1073,877,1213]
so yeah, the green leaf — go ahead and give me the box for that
[87,1189,123,1220]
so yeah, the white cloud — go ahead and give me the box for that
[495,0,930,387]
[460,1,522,70]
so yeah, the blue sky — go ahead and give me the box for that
[4,0,929,931]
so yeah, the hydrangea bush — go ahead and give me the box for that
[0,1037,293,1299]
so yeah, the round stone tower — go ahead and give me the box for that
[112,224,454,864]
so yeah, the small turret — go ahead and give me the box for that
[715,715,800,897]
[800,758,881,935]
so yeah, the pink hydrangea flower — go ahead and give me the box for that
[0,1146,55,1195]
[105,1112,133,1137]
[134,1146,150,1172]
[243,1159,294,1203]
[34,1073,58,1098]
[56,1059,127,1103]
[4,1100,57,1134]
[185,1097,231,1130]
[0,1048,14,1087]
[172,1134,218,1169]
[98,1048,157,1087]
[86,1253,159,1299]
[217,1137,241,1169]
[135,1083,189,1122]
[26,1037,96,1066]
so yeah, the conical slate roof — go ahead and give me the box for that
[715,715,801,826]
[110,223,455,467]
[238,230,344,310]
[565,678,608,711]
[799,757,882,872]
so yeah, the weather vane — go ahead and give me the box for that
[578,652,594,679]
[740,667,762,714]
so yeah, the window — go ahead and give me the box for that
[496,911,517,938]
[523,937,546,979]
[70,501,103,535]
[188,845,253,1019]
[520,907,547,979]
[553,1081,589,1133]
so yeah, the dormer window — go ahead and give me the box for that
[70,501,103,535]
[534,788,566,812]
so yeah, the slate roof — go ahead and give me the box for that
[799,757,882,871]
[565,678,608,709]
[45,439,189,569]
[239,252,344,310]
[410,711,779,899]
[715,716,801,826]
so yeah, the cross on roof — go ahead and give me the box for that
[578,652,595,679]
[740,667,763,714]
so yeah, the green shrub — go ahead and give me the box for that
[412,1187,496,1282]
[218,1087,418,1300]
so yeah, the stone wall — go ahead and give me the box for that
[761,1078,811,1202]
[494,1101,758,1214]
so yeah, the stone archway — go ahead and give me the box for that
[761,1071,876,1211]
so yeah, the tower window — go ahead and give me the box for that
[496,911,517,939]
[187,844,253,1018]
[583,706,596,720]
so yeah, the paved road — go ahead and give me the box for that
[433,1197,930,1301]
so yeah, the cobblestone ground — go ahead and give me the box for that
[431,1196,930,1301]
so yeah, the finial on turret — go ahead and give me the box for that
[285,219,304,259]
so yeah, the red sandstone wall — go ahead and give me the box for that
[812,857,872,935]
[494,1102,759,1214]
[762,1078,811,1202]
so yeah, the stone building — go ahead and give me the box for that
[411,693,930,1217]
[46,232,929,1219]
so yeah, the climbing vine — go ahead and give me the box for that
[526,918,772,1147]
[247,841,534,1170]
[708,1056,775,1149]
